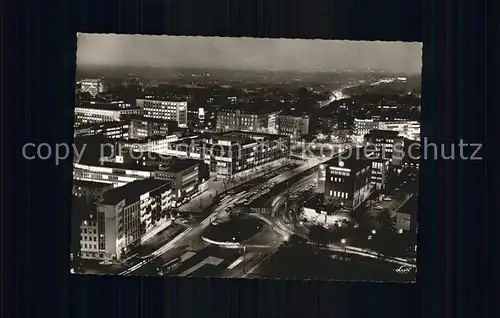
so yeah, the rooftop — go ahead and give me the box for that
[137,97,188,103]
[210,134,255,145]
[76,102,123,111]
[323,147,372,169]
[75,121,128,130]
[222,130,286,141]
[73,180,113,190]
[279,109,309,117]
[218,104,277,115]
[127,114,179,124]
[158,158,200,173]
[365,129,400,139]
[100,178,171,206]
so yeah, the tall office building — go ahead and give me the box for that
[136,98,188,128]
[364,130,404,165]
[323,152,372,211]
[90,178,173,260]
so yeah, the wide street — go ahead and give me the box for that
[118,156,329,276]
[108,146,416,279]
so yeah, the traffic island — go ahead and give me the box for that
[202,215,265,246]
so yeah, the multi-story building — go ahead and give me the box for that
[378,120,421,141]
[167,131,290,177]
[370,158,390,190]
[74,103,143,127]
[315,116,337,133]
[128,115,179,139]
[323,151,372,211]
[88,178,173,260]
[353,118,379,142]
[216,107,279,134]
[153,159,203,205]
[115,135,180,156]
[401,138,421,170]
[277,113,310,140]
[73,180,114,201]
[74,121,130,139]
[79,79,105,97]
[136,98,188,128]
[364,130,404,165]
[73,161,156,187]
[72,181,114,260]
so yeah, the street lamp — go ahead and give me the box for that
[371,229,377,235]
[340,238,347,258]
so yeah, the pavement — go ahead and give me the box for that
[178,158,291,213]
[112,149,417,277]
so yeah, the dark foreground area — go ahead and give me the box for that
[250,242,415,282]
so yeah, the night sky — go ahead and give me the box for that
[77,34,422,74]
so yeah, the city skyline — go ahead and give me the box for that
[77,34,422,74]
[72,36,420,281]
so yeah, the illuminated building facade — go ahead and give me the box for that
[364,130,404,165]
[353,118,379,142]
[92,178,173,260]
[323,155,372,210]
[129,116,179,139]
[79,79,105,97]
[371,158,389,190]
[74,121,130,139]
[277,114,310,140]
[74,103,143,126]
[136,98,188,128]
[216,107,279,134]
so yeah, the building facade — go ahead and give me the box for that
[364,130,404,165]
[79,79,105,97]
[153,159,202,205]
[323,155,372,211]
[89,178,172,260]
[136,98,188,128]
[166,131,290,177]
[401,138,421,170]
[206,131,290,176]
[74,121,130,139]
[128,116,179,139]
[73,162,156,187]
[115,135,180,155]
[378,120,421,141]
[353,118,379,142]
[74,103,143,127]
[370,159,389,190]
[216,108,279,134]
[277,114,310,140]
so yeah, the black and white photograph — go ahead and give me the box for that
[70,34,421,281]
